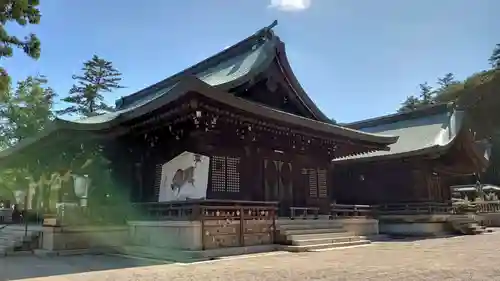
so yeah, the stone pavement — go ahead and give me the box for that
[4,232,500,281]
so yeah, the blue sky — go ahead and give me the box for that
[3,0,498,122]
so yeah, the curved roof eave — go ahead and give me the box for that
[119,77,399,145]
[346,102,455,130]
[333,120,490,166]
[333,107,465,164]
[115,22,280,110]
[0,76,398,162]
[273,38,331,123]
[332,144,450,165]
[112,21,335,125]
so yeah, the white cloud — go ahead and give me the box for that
[268,0,311,12]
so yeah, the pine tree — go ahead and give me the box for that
[398,95,421,113]
[418,82,434,105]
[437,73,456,88]
[57,55,123,117]
[489,44,500,70]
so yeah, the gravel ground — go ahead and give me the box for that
[4,232,500,281]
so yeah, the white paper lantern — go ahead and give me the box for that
[14,190,26,205]
[73,175,90,199]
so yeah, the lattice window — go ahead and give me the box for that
[308,169,318,198]
[211,156,226,192]
[226,157,241,192]
[153,163,162,201]
[210,156,240,193]
[317,169,328,198]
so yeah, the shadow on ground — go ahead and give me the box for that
[0,254,170,281]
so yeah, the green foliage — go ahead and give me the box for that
[0,0,42,90]
[57,55,123,117]
[398,82,437,112]
[0,0,41,59]
[0,75,54,201]
[396,42,500,186]
[399,43,500,111]
[398,95,422,113]
[53,55,123,210]
[0,75,55,147]
[0,68,10,93]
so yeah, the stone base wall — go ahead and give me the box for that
[41,225,128,252]
[476,213,500,227]
[378,215,450,236]
[335,218,379,236]
[128,220,274,251]
[128,221,203,251]
[379,222,448,236]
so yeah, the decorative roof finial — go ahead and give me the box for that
[258,20,278,40]
[268,20,278,30]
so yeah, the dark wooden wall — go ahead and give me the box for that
[112,123,333,216]
[105,92,376,213]
[331,159,453,205]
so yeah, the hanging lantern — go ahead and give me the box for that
[73,175,91,207]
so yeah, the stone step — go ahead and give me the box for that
[282,228,347,236]
[277,223,344,231]
[277,219,341,226]
[292,236,366,246]
[282,240,371,252]
[287,231,356,241]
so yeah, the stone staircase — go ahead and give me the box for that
[0,224,41,256]
[276,219,371,252]
[448,214,487,235]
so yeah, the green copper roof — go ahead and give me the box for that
[115,24,276,111]
[0,76,399,163]
[334,103,465,163]
[0,21,402,163]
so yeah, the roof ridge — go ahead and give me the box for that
[115,21,279,109]
[346,102,455,130]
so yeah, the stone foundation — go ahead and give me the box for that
[476,213,500,227]
[128,220,202,250]
[40,225,128,253]
[378,215,450,236]
[335,218,379,236]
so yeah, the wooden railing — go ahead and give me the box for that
[328,202,455,218]
[289,207,319,219]
[330,204,374,218]
[452,200,500,213]
[376,202,452,215]
[475,201,500,213]
[131,200,278,250]
[330,201,500,217]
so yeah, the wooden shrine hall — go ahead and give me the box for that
[332,103,491,205]
[0,21,398,217]
[0,22,496,255]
